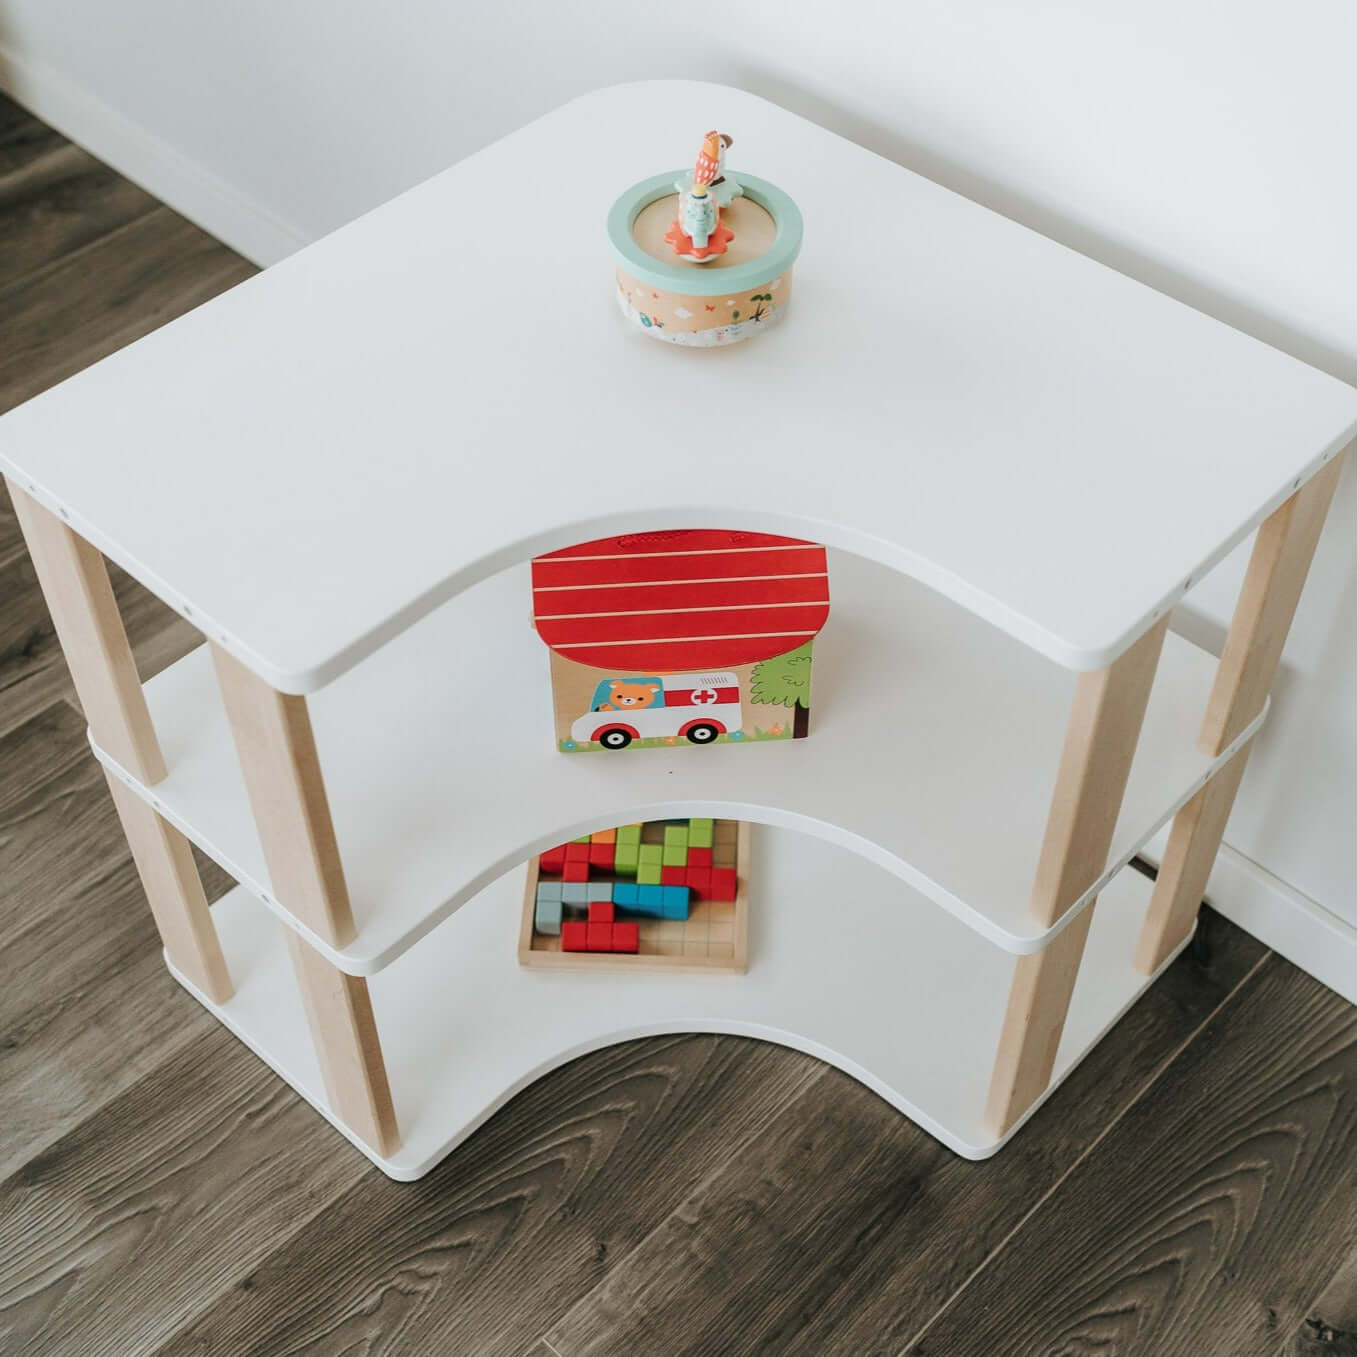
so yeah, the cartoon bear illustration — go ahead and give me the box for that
[598,680,661,711]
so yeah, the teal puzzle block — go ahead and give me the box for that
[661,886,691,920]
[534,896,562,935]
[535,882,563,903]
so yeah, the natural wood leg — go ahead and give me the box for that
[210,644,356,947]
[1134,747,1251,975]
[209,643,398,1155]
[7,478,166,784]
[8,478,231,998]
[286,930,399,1157]
[1135,452,1346,973]
[986,618,1168,1138]
[105,772,232,1002]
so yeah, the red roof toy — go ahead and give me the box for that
[532,529,829,753]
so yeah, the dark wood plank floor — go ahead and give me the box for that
[1,93,1354,1356]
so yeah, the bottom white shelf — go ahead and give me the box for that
[172,826,1183,1180]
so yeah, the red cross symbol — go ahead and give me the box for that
[692,687,719,705]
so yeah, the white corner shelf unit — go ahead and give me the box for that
[3,82,1354,1179]
[91,549,1265,970]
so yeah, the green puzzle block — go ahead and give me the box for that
[614,847,638,875]
[617,823,643,845]
[638,843,663,865]
[663,825,688,850]
[637,861,662,885]
[688,818,714,848]
[662,843,687,866]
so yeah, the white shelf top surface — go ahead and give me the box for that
[93,549,1260,970]
[175,827,1180,1178]
[3,82,1354,688]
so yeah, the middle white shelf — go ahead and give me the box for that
[92,549,1256,973]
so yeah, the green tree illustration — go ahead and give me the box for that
[750,641,814,738]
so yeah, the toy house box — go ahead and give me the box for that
[531,529,829,752]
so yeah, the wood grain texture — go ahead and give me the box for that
[907,955,1357,1357]
[0,204,254,412]
[0,132,158,292]
[0,704,230,1177]
[0,1029,370,1357]
[1287,1243,1357,1356]
[539,910,1267,1357]
[154,1036,825,1357]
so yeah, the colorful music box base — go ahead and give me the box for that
[519,819,750,973]
[530,530,829,753]
[608,171,803,347]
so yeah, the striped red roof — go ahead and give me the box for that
[532,530,830,671]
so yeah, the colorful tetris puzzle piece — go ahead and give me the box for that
[561,920,588,951]
[588,899,614,923]
[539,844,568,875]
[661,886,691,919]
[710,867,737,902]
[688,818,714,849]
[611,922,639,953]
[534,884,563,935]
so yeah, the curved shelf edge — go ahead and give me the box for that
[90,684,1265,973]
[172,829,1185,1179]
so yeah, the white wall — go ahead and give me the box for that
[4,1,1355,978]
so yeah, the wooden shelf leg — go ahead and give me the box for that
[1135,450,1346,974]
[104,772,233,1002]
[7,478,231,1001]
[209,643,399,1157]
[986,617,1168,1139]
[285,930,400,1157]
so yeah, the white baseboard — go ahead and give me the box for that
[1146,831,1357,1007]
[0,41,309,266]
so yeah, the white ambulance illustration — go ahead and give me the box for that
[573,671,743,750]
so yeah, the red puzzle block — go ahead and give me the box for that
[710,867,737,902]
[611,922,639,953]
[687,847,713,868]
[587,921,613,952]
[564,843,590,863]
[563,861,589,882]
[686,867,711,899]
[588,843,615,870]
[588,899,615,923]
[661,865,686,886]
[538,845,568,874]
[561,921,588,952]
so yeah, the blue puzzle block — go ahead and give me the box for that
[634,884,666,917]
[561,882,588,907]
[535,881,563,903]
[613,882,638,907]
[587,881,614,902]
[534,895,562,936]
[661,886,691,920]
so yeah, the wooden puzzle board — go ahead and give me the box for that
[519,819,750,973]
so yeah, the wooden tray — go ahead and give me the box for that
[518,819,750,974]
